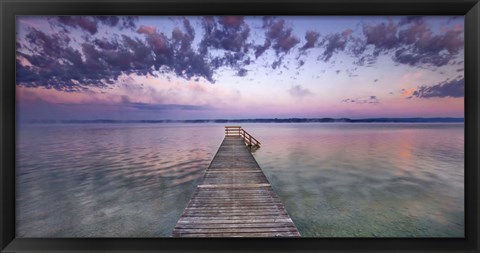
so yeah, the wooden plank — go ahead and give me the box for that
[183,209,287,213]
[173,232,300,237]
[191,196,278,199]
[172,228,299,233]
[175,223,297,229]
[183,208,287,213]
[186,203,285,206]
[197,184,271,188]
[171,136,300,237]
[180,214,290,219]
[177,218,295,223]
[191,193,279,197]
[191,195,279,199]
[187,199,282,202]
[206,170,264,173]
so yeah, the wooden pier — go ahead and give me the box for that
[171,126,300,237]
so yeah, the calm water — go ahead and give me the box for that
[16,123,464,237]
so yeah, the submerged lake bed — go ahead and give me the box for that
[16,123,464,237]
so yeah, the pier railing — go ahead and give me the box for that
[225,126,261,147]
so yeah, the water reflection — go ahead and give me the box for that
[16,123,464,237]
[16,124,224,237]
[249,123,464,237]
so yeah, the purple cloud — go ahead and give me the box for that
[255,18,300,69]
[319,17,465,68]
[200,16,250,53]
[362,21,399,56]
[16,16,464,93]
[264,18,300,55]
[342,95,380,104]
[319,28,353,61]
[412,78,464,98]
[354,17,463,67]
[288,85,313,98]
[17,21,215,91]
[199,16,251,74]
[53,16,137,35]
[300,31,321,52]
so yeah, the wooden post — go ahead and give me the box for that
[225,126,260,147]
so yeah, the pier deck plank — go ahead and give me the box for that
[172,136,300,237]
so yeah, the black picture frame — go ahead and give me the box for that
[1,0,479,252]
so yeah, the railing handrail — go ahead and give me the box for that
[225,126,241,136]
[224,126,261,147]
[240,129,261,145]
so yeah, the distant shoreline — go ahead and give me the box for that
[22,117,464,124]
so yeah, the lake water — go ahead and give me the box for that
[16,123,464,237]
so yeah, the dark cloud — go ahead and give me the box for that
[119,16,137,30]
[254,40,271,59]
[295,30,321,69]
[23,28,71,57]
[363,21,399,56]
[218,16,245,29]
[394,48,449,67]
[398,16,424,26]
[236,68,248,77]
[318,29,353,62]
[342,95,379,104]
[412,78,464,98]
[136,20,214,82]
[96,16,120,27]
[97,16,137,29]
[198,16,251,74]
[398,18,428,45]
[297,60,305,68]
[390,17,463,67]
[140,30,174,68]
[350,17,464,67]
[315,17,465,70]
[200,16,250,53]
[93,38,119,50]
[288,85,313,98]
[348,36,377,66]
[171,19,195,51]
[212,52,246,69]
[255,18,300,69]
[17,28,93,91]
[167,19,214,81]
[300,31,320,52]
[57,16,98,34]
[53,16,138,35]
[17,21,215,91]
[271,55,285,69]
[264,19,300,55]
[17,16,464,93]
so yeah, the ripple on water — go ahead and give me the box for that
[16,123,464,237]
[16,123,224,237]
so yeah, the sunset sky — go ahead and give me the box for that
[16,16,464,121]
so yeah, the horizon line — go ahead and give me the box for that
[20,117,465,124]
